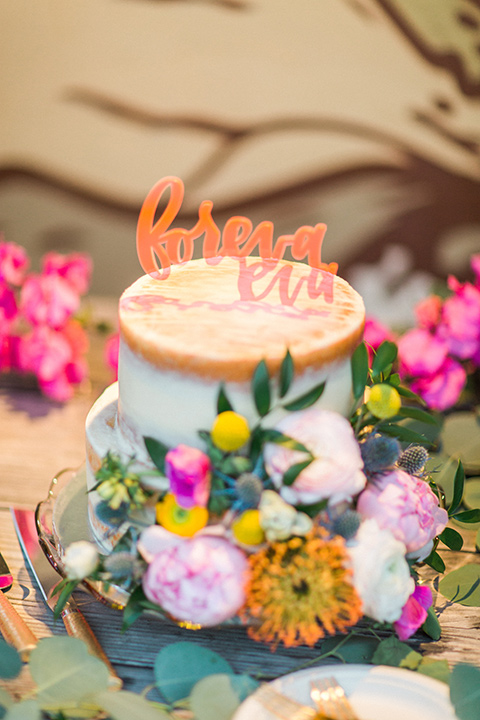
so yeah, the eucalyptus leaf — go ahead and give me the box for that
[442,412,480,474]
[279,349,294,398]
[190,674,245,720]
[29,637,110,709]
[96,690,170,720]
[154,642,233,703]
[464,478,480,511]
[399,650,423,670]
[217,384,233,414]
[144,437,169,473]
[252,359,271,417]
[416,658,450,684]
[371,340,397,377]
[283,459,313,487]
[438,565,480,606]
[0,689,12,712]
[439,527,464,551]
[450,663,480,720]
[351,342,369,402]
[421,606,442,641]
[282,382,326,412]
[0,641,21,679]
[424,550,445,573]
[371,636,411,666]
[320,635,379,663]
[4,700,41,720]
[448,461,465,516]
[426,454,458,507]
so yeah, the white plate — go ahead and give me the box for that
[233,664,457,720]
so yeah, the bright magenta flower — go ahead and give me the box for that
[410,356,466,411]
[436,278,480,361]
[165,444,211,509]
[42,251,92,295]
[0,240,29,286]
[394,584,432,641]
[398,328,448,378]
[20,273,79,330]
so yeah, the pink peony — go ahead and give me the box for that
[436,279,480,360]
[20,273,80,329]
[142,535,248,626]
[357,468,448,558]
[0,240,29,286]
[397,328,448,378]
[165,444,211,509]
[264,408,366,506]
[42,251,92,295]
[394,584,433,641]
[410,356,467,411]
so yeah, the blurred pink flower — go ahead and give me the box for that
[415,295,442,330]
[142,535,248,626]
[0,285,18,327]
[436,279,480,360]
[264,408,366,506]
[472,254,480,287]
[410,356,467,411]
[165,444,211,509]
[0,334,21,372]
[20,273,79,329]
[0,240,29,286]
[397,328,448,378]
[357,468,448,558]
[363,317,396,364]
[394,584,432,641]
[42,251,92,295]
[104,332,119,380]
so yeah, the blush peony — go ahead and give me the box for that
[263,408,366,506]
[356,468,448,558]
[142,535,248,626]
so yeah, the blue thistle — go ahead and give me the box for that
[360,434,401,475]
[332,510,361,540]
[398,445,429,476]
[235,473,263,508]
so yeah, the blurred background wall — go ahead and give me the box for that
[1,0,479,298]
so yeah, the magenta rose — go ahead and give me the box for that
[357,468,448,559]
[165,444,211,509]
[394,584,433,641]
[142,535,248,626]
[264,408,366,506]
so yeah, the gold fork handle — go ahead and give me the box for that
[0,588,38,661]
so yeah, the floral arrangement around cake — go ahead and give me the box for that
[53,337,480,650]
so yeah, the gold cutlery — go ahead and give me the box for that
[310,677,360,720]
[256,683,333,719]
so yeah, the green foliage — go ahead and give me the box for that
[0,642,21,680]
[424,550,446,573]
[371,340,397,379]
[450,664,480,720]
[422,606,442,641]
[282,459,313,487]
[279,349,294,399]
[189,673,258,720]
[154,642,233,703]
[439,527,464,551]
[4,700,41,719]
[144,437,169,473]
[282,382,325,412]
[95,690,170,720]
[438,565,480,606]
[320,634,379,664]
[252,359,271,417]
[415,657,450,684]
[351,342,369,402]
[371,636,411,666]
[0,688,13,716]
[449,461,465,516]
[216,383,234,414]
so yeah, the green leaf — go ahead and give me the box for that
[190,674,258,720]
[320,635,379,664]
[417,657,450,684]
[282,459,313,487]
[439,565,480,606]
[216,384,233,414]
[371,340,397,377]
[279,349,294,398]
[399,650,423,670]
[144,437,169,472]
[421,606,442,641]
[0,688,13,712]
[376,423,432,446]
[464,478,480,511]
[260,428,311,454]
[282,382,326,412]
[396,384,425,403]
[452,509,480,523]
[0,641,21,680]
[398,406,440,426]
[29,637,110,710]
[4,700,41,720]
[52,579,78,619]
[424,550,445,573]
[351,342,369,401]
[476,528,480,553]
[371,636,411,666]
[442,412,480,475]
[154,642,233,703]
[96,690,170,720]
[439,527,464,551]
[252,359,271,417]
[448,461,465,516]
[450,663,480,720]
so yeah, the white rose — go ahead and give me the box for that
[259,490,312,541]
[348,519,414,623]
[64,541,99,580]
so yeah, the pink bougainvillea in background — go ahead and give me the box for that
[104,332,119,381]
[0,237,92,401]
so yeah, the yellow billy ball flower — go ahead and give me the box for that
[156,493,208,537]
[211,411,250,452]
[232,510,265,546]
[366,383,402,419]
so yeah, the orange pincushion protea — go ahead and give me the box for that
[241,527,362,648]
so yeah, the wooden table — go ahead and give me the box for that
[0,312,479,703]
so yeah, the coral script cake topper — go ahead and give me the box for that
[136,176,337,280]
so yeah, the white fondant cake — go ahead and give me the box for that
[86,256,365,550]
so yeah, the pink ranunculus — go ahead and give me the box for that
[436,280,480,360]
[165,444,211,509]
[397,328,448,378]
[410,356,467,411]
[0,240,29,286]
[363,316,396,364]
[20,273,80,329]
[394,584,433,641]
[357,469,448,557]
[142,535,248,626]
[415,295,442,330]
[42,251,92,295]
[264,408,366,507]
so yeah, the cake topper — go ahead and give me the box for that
[136,176,337,280]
